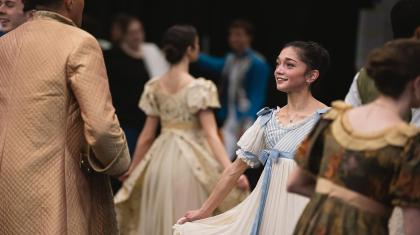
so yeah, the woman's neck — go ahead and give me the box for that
[373,95,411,119]
[286,87,316,112]
[168,58,189,76]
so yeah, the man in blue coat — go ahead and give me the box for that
[197,19,270,158]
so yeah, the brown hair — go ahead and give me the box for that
[365,39,420,98]
[162,25,197,64]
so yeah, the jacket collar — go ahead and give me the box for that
[33,11,77,27]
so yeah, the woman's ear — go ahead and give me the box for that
[306,70,320,84]
[186,45,195,59]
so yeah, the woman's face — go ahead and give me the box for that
[274,46,310,92]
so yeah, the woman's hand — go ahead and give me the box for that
[236,174,250,191]
[176,208,211,224]
[118,168,133,182]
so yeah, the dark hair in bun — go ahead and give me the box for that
[365,38,420,99]
[162,25,197,64]
[283,41,330,80]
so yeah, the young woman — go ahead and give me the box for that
[174,41,330,235]
[288,39,420,235]
[113,25,249,235]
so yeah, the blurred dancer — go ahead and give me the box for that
[196,19,270,158]
[104,15,169,193]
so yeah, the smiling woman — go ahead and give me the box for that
[174,41,330,235]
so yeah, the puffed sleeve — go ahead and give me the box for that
[390,134,420,208]
[138,79,160,116]
[186,78,220,114]
[294,118,331,176]
[235,108,272,168]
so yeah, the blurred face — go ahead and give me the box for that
[110,22,122,43]
[122,20,144,49]
[228,27,251,53]
[274,46,312,92]
[0,0,27,32]
[188,36,200,62]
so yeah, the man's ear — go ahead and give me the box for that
[63,0,73,11]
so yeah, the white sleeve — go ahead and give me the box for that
[142,43,170,77]
[344,72,362,107]
[236,117,266,168]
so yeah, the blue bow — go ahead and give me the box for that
[250,149,293,235]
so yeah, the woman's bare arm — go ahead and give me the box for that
[178,158,248,223]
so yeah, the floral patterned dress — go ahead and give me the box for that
[294,101,420,235]
[114,78,248,235]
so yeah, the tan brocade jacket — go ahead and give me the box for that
[0,11,130,234]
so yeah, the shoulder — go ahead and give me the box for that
[73,31,102,50]
[256,107,274,117]
[386,123,420,148]
[322,100,352,120]
[255,107,276,126]
[144,77,160,89]
[190,78,217,90]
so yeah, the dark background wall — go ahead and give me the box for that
[83,0,377,108]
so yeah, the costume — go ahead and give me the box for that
[174,106,329,235]
[114,78,247,235]
[0,11,130,234]
[345,69,420,235]
[293,101,420,235]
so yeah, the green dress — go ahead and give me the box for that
[293,101,420,235]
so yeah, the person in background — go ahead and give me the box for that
[104,15,169,193]
[345,0,420,126]
[0,0,34,34]
[343,1,420,233]
[196,19,270,159]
